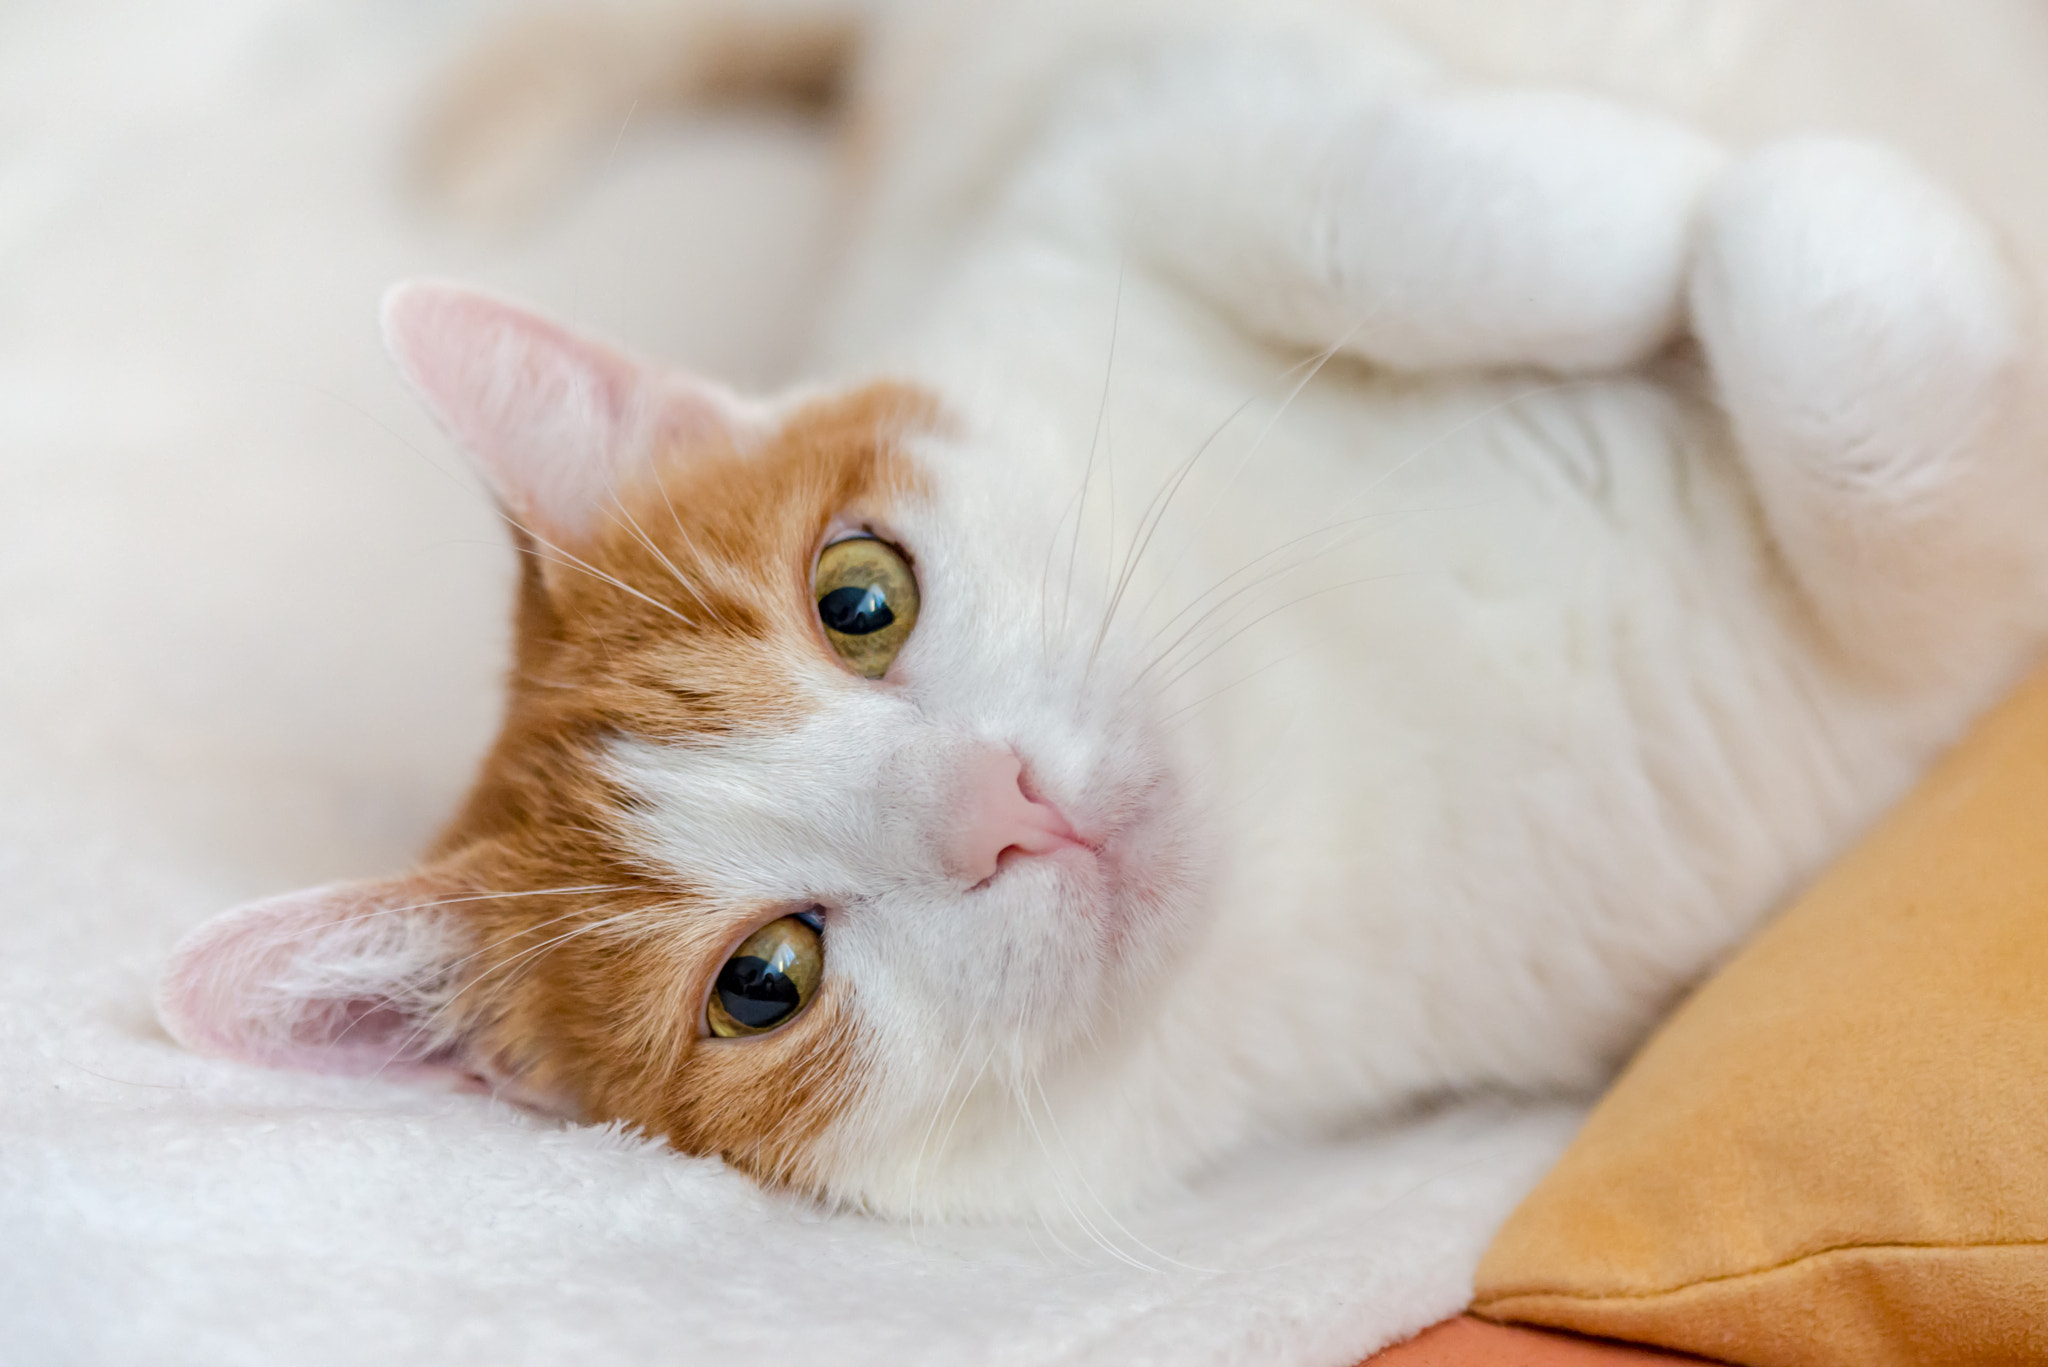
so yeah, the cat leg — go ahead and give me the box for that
[1688,139,2042,676]
[1062,66,1726,374]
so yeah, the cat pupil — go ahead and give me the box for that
[714,955,802,1029]
[819,584,895,635]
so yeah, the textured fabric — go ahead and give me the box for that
[1472,662,2048,1365]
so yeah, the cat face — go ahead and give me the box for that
[159,283,1202,1212]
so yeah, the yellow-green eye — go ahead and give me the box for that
[707,915,823,1038]
[814,536,918,679]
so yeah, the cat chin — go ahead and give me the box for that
[805,1010,1213,1224]
[811,828,1214,1222]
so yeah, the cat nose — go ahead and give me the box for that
[945,748,1085,885]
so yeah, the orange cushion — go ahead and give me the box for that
[1471,663,2048,1365]
[1364,1316,1721,1364]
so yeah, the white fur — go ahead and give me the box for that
[161,0,2048,1225]
[579,1,2048,1222]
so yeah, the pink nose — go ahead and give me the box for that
[946,749,1085,884]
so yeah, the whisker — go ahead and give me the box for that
[514,540,698,631]
[604,486,718,621]
[1090,347,1328,661]
[375,904,661,1077]
[1012,1069,1157,1273]
[1130,508,1418,683]
[1156,645,1315,726]
[321,885,638,1052]
[1028,1070,1222,1275]
[312,884,635,927]
[906,1008,993,1219]
[1061,265,1127,643]
[280,379,700,630]
[1327,377,1596,522]
[1081,386,1274,681]
[1110,312,1385,660]
[1136,378,1591,687]
[1041,471,1092,663]
[504,508,698,629]
[650,464,732,617]
[1157,569,1434,698]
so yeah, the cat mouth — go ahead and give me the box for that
[969,828,1097,893]
[985,828,1095,878]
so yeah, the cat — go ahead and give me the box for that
[160,0,2048,1221]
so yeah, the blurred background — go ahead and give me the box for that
[0,0,838,983]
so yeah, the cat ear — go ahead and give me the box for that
[380,279,753,546]
[158,876,476,1079]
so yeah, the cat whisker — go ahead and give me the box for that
[432,899,630,984]
[1136,379,1593,687]
[1059,265,1126,646]
[1027,1071,1224,1276]
[1155,645,1316,727]
[603,484,718,621]
[1157,569,1433,699]
[651,462,741,611]
[512,538,698,630]
[926,1043,998,1215]
[1122,339,1538,685]
[1040,473,1091,664]
[1011,1069,1158,1273]
[314,884,635,928]
[1129,509,1414,685]
[1087,343,1331,659]
[905,1006,993,1220]
[1005,1071,1091,1267]
[1107,334,1353,662]
[292,377,711,632]
[1080,386,1271,683]
[1105,305,1393,671]
[1328,377,1598,524]
[377,904,659,1077]
[1132,505,1432,686]
[321,885,635,1053]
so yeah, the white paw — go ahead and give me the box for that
[1689,139,2023,495]
[1326,89,1725,372]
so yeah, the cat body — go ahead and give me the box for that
[163,0,2048,1220]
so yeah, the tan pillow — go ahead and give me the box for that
[1472,663,2048,1367]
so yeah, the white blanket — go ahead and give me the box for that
[0,2,1586,1362]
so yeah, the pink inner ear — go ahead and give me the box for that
[158,879,471,1077]
[380,279,752,548]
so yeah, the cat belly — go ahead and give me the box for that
[801,0,2048,1215]
[1135,372,1858,1102]
[891,293,1968,1202]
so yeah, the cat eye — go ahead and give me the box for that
[707,912,824,1038]
[814,536,919,679]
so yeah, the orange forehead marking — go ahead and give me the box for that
[417,380,939,1192]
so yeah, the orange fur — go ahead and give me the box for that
[415,382,936,1191]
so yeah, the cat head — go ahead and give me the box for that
[159,282,1205,1215]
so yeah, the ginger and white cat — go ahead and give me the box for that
[161,0,2048,1221]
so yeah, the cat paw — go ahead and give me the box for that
[1318,89,1726,373]
[1689,138,2024,496]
